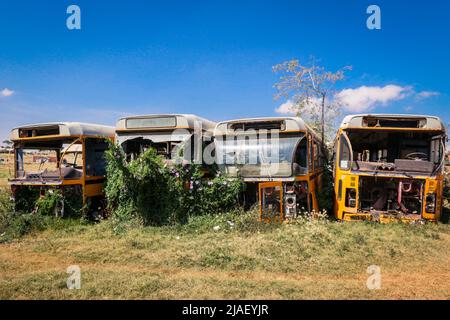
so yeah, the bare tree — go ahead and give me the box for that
[273,57,351,143]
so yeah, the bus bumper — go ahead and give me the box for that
[342,212,431,224]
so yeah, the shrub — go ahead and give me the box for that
[104,142,178,225]
[174,165,245,217]
[317,164,334,215]
[104,142,244,226]
[0,189,46,242]
[0,189,14,233]
[0,188,85,242]
[34,190,64,216]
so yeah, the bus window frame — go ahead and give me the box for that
[292,135,309,176]
[339,131,353,171]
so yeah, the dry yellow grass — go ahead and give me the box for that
[1,154,449,299]
[0,154,13,187]
[0,215,449,300]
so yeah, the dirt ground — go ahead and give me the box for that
[0,219,449,300]
[1,154,449,300]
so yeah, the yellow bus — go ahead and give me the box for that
[214,117,327,222]
[333,114,447,222]
[115,114,216,166]
[9,122,115,216]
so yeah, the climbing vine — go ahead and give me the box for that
[104,142,244,225]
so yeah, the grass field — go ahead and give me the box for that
[0,211,449,299]
[0,154,13,187]
[1,155,449,300]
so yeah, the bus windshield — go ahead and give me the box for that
[340,129,445,175]
[215,134,306,178]
[14,143,83,181]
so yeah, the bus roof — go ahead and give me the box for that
[10,122,115,141]
[340,114,446,132]
[214,116,321,139]
[116,114,216,132]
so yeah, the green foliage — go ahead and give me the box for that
[0,188,85,242]
[174,164,245,218]
[14,186,83,217]
[0,212,47,242]
[0,188,13,214]
[34,190,63,216]
[104,142,244,226]
[317,164,334,215]
[105,143,179,225]
[0,189,14,235]
[0,188,45,241]
[14,186,40,213]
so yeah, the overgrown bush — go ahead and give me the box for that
[0,188,14,231]
[104,142,244,226]
[174,165,244,217]
[13,186,83,217]
[34,190,63,216]
[317,164,334,215]
[0,189,46,242]
[0,185,88,242]
[105,143,178,225]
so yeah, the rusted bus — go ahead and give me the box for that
[115,114,216,169]
[333,114,447,223]
[213,117,328,222]
[9,122,115,216]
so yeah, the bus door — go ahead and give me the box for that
[259,182,283,223]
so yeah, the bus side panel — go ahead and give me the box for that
[84,182,104,198]
[334,172,360,220]
[422,175,443,221]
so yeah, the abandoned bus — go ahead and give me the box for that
[333,114,447,222]
[115,114,216,165]
[9,122,115,216]
[214,117,327,222]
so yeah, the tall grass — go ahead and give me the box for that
[1,205,449,299]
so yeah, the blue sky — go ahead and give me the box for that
[0,0,449,141]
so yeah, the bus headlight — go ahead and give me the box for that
[284,194,297,219]
[425,194,436,213]
[345,188,357,208]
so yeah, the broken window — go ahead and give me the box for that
[293,138,307,175]
[13,141,84,181]
[216,134,305,178]
[85,138,109,177]
[339,134,351,170]
[344,130,445,175]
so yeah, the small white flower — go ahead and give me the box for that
[213,225,221,231]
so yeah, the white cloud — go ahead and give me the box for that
[275,85,440,115]
[275,97,323,115]
[275,100,296,115]
[1,88,15,97]
[416,91,440,99]
[336,85,412,112]
[404,106,413,112]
